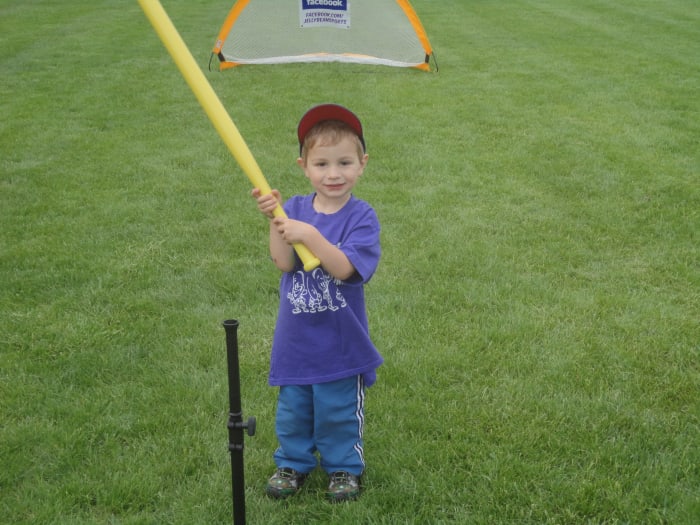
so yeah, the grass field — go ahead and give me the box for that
[1,1,699,523]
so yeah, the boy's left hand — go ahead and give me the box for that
[271,217,315,245]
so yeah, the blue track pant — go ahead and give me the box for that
[273,375,366,476]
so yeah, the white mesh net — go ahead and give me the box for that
[215,0,432,69]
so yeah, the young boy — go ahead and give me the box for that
[251,104,383,502]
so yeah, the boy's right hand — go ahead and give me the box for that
[251,188,282,219]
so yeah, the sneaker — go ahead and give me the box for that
[326,471,361,502]
[266,468,308,499]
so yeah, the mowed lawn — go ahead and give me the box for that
[1,1,698,524]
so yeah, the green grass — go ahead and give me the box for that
[2,0,699,523]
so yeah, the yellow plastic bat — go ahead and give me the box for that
[137,0,321,271]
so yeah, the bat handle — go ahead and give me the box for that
[270,204,321,271]
[295,243,321,272]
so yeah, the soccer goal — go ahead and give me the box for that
[211,0,436,71]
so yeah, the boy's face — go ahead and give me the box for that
[297,136,368,210]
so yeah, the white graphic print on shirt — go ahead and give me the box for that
[287,268,347,314]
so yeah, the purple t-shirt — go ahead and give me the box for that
[269,193,383,387]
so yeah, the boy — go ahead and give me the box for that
[251,104,383,502]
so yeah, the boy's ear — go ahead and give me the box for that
[296,157,305,168]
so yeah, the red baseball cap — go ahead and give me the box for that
[297,104,366,154]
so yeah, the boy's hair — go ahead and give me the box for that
[300,120,366,162]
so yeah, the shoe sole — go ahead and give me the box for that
[266,487,299,499]
[326,490,360,503]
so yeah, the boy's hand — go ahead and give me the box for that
[251,188,282,218]
[271,217,315,245]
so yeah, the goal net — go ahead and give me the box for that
[212,0,435,71]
